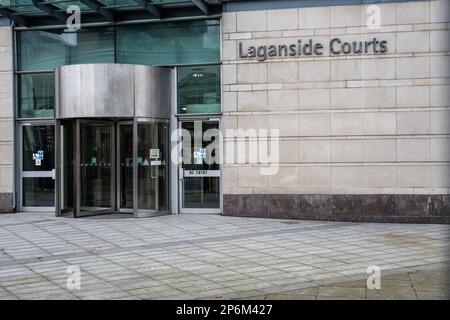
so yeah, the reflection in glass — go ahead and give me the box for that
[23,177,54,207]
[80,124,112,209]
[181,121,220,208]
[137,122,168,211]
[18,28,114,71]
[119,124,133,209]
[116,20,220,66]
[19,73,54,118]
[177,65,221,114]
[23,125,55,171]
[59,121,74,213]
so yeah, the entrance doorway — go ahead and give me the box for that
[56,119,169,217]
[179,119,221,213]
[20,122,55,211]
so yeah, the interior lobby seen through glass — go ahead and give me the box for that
[177,65,221,114]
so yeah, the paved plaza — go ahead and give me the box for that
[0,212,448,300]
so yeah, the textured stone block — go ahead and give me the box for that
[300,140,331,162]
[267,89,299,110]
[364,166,397,188]
[396,86,430,108]
[430,138,450,161]
[330,88,362,109]
[237,63,267,84]
[397,166,431,188]
[330,5,362,27]
[331,139,364,162]
[362,58,395,80]
[268,62,299,83]
[430,0,450,23]
[279,140,300,163]
[299,60,330,82]
[223,167,238,188]
[237,114,268,131]
[363,139,397,162]
[430,111,450,134]
[430,30,450,52]
[331,113,364,136]
[396,31,430,53]
[430,56,450,78]
[237,91,267,112]
[397,112,430,134]
[222,64,237,85]
[268,9,298,31]
[268,194,298,219]
[237,10,267,32]
[268,167,300,188]
[330,59,362,81]
[299,88,330,110]
[430,85,450,107]
[397,138,430,161]
[222,91,237,112]
[237,166,268,187]
[222,40,237,61]
[397,195,429,216]
[431,166,450,188]
[363,87,396,108]
[396,57,429,79]
[299,113,331,137]
[298,194,332,219]
[331,194,364,218]
[0,192,13,213]
[363,112,396,135]
[364,194,397,216]
[331,166,365,188]
[268,114,300,137]
[0,120,13,141]
[299,166,331,187]
[223,194,450,223]
[0,143,13,165]
[298,7,330,29]
[222,12,237,33]
[396,1,430,24]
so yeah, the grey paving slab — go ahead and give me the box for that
[0,212,448,299]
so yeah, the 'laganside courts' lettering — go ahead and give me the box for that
[239,37,388,61]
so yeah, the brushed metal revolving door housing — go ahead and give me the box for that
[55,64,172,218]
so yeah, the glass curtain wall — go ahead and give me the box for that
[177,65,221,114]
[116,20,220,65]
[16,19,221,119]
[16,19,221,212]
[17,27,115,118]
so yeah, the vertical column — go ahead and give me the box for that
[0,26,14,212]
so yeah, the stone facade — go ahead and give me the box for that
[221,0,450,223]
[0,26,13,212]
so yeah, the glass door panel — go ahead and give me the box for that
[21,124,55,210]
[76,121,114,217]
[180,120,221,212]
[22,177,55,207]
[57,120,75,215]
[118,123,133,211]
[136,121,168,214]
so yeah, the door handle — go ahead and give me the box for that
[151,166,157,179]
[51,169,56,180]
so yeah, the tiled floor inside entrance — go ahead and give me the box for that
[0,212,448,299]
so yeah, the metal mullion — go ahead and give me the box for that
[55,119,61,216]
[110,122,116,213]
[132,117,138,217]
[75,119,80,217]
